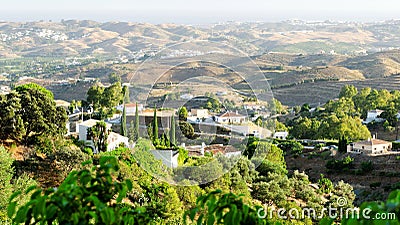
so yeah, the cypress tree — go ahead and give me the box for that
[152,105,158,143]
[134,102,139,140]
[121,104,127,136]
[170,115,176,147]
[123,86,130,103]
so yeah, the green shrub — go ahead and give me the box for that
[184,189,266,225]
[8,157,152,224]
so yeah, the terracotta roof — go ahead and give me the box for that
[125,103,142,108]
[354,139,390,146]
[218,112,245,118]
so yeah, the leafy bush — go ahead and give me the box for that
[184,189,266,225]
[326,156,354,172]
[8,157,152,224]
[360,160,374,174]
[177,147,188,166]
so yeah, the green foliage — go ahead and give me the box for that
[0,146,36,223]
[289,112,370,141]
[87,82,124,119]
[132,138,170,178]
[0,92,25,141]
[15,82,54,99]
[393,142,400,151]
[271,98,286,114]
[175,180,205,209]
[184,189,267,225]
[87,83,104,110]
[278,141,304,156]
[134,103,140,141]
[205,98,222,112]
[178,106,188,121]
[338,135,348,153]
[109,72,121,84]
[0,146,13,212]
[152,106,159,144]
[339,85,358,99]
[87,121,109,153]
[0,84,68,145]
[253,173,292,206]
[170,116,176,146]
[326,156,354,172]
[318,174,333,194]
[381,104,399,126]
[360,160,374,174]
[8,157,152,225]
[256,159,288,176]
[175,157,224,184]
[121,104,127,136]
[179,121,195,139]
[177,147,188,166]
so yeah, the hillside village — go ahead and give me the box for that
[1,18,400,224]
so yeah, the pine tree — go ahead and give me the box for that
[134,102,140,141]
[121,104,127,136]
[170,116,176,147]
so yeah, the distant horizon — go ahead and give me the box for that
[0,0,399,25]
[0,11,399,25]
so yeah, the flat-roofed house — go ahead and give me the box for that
[78,119,129,153]
[347,138,392,155]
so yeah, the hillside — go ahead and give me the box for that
[2,20,400,107]
[1,20,400,57]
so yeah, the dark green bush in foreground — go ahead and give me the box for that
[8,157,151,224]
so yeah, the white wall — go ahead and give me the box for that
[150,150,179,168]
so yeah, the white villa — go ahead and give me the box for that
[190,109,209,118]
[187,109,211,123]
[116,103,143,115]
[215,111,246,124]
[273,131,289,140]
[78,119,129,153]
[347,137,392,155]
[363,109,385,124]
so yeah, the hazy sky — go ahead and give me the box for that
[0,0,399,23]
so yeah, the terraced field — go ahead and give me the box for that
[273,74,400,106]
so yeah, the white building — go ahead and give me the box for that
[215,111,246,124]
[116,103,144,115]
[187,109,211,123]
[150,150,179,168]
[273,131,289,140]
[347,138,392,155]
[78,119,129,153]
[363,109,385,124]
[180,94,194,100]
[190,109,209,118]
[0,85,11,95]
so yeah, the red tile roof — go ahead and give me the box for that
[218,112,245,118]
